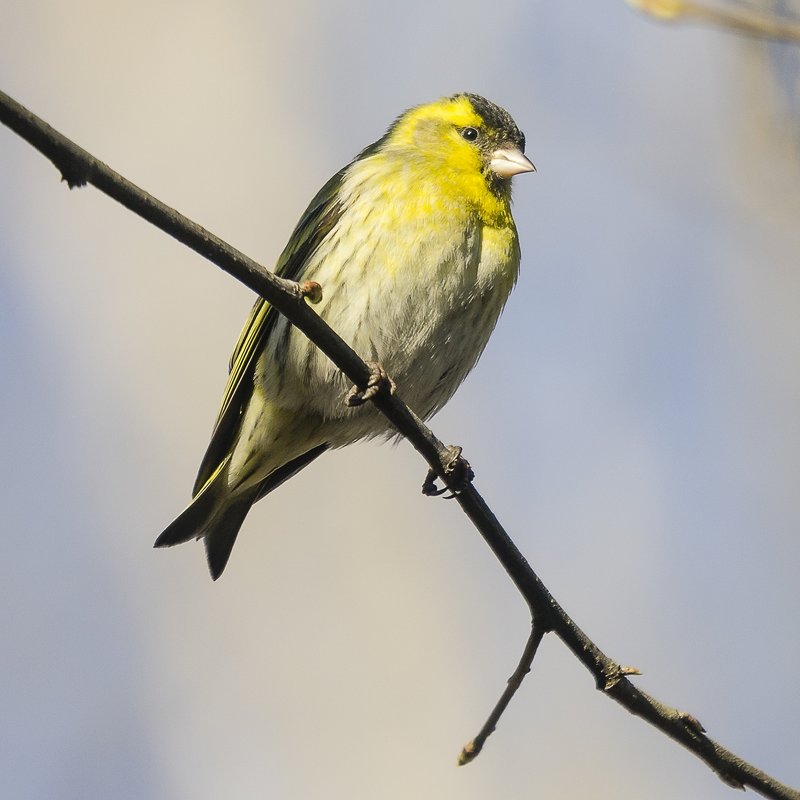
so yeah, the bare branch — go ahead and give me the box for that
[1,89,798,800]
[628,0,800,42]
[458,619,547,765]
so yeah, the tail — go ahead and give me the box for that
[202,498,254,580]
[154,459,257,580]
[154,494,255,581]
[155,444,329,580]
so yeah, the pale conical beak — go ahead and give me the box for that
[490,146,536,178]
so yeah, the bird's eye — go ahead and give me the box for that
[460,127,479,142]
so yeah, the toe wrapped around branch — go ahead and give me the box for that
[346,361,396,407]
[422,445,474,498]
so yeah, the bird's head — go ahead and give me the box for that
[380,93,535,192]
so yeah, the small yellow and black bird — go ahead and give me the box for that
[156,93,535,579]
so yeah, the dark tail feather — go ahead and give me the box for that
[203,497,255,580]
[156,456,232,549]
[204,445,329,579]
[155,445,329,580]
[154,483,221,549]
[155,475,256,580]
[155,485,256,581]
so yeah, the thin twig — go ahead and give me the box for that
[628,0,800,42]
[458,619,548,765]
[1,89,798,800]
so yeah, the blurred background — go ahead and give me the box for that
[2,1,799,798]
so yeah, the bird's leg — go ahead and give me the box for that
[346,362,396,407]
[422,445,474,498]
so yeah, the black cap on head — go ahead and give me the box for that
[456,93,526,152]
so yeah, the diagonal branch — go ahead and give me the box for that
[1,89,798,800]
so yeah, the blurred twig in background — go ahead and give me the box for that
[628,0,800,42]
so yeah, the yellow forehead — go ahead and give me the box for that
[391,95,482,147]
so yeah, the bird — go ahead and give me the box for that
[155,92,535,579]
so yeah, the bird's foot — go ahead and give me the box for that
[346,362,396,407]
[422,445,474,499]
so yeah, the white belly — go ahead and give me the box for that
[256,214,518,447]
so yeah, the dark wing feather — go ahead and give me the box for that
[254,443,329,502]
[192,169,347,496]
